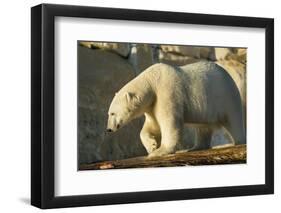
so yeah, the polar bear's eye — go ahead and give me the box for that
[110,113,115,116]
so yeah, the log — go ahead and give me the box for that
[79,144,246,170]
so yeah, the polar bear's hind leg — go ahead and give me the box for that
[224,116,245,145]
[191,127,213,150]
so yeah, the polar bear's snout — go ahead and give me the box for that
[106,113,122,133]
[106,124,120,133]
[106,119,116,133]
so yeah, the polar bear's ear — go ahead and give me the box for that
[125,92,135,102]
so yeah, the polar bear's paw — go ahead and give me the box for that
[175,149,192,153]
[147,147,173,158]
[141,137,158,154]
[212,143,234,149]
[145,142,158,154]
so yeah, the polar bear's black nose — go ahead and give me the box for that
[107,128,112,132]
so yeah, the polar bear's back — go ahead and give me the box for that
[180,61,232,81]
[141,61,241,103]
[180,61,239,94]
[143,61,235,85]
[178,61,242,123]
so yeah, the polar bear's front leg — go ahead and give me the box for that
[148,116,184,158]
[140,113,161,154]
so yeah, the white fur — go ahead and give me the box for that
[107,61,245,157]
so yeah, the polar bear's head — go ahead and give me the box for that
[107,92,143,132]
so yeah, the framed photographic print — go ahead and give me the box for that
[31,3,274,209]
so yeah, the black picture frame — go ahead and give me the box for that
[31,3,274,209]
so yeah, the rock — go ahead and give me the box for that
[79,41,131,57]
[214,47,247,64]
[214,48,235,61]
[93,42,130,57]
[158,49,201,66]
[128,44,154,74]
[199,47,216,60]
[78,46,146,164]
[79,41,94,48]
[160,45,201,58]
[158,46,218,65]
[237,48,247,62]
[231,48,247,64]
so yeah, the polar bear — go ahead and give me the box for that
[107,61,245,157]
